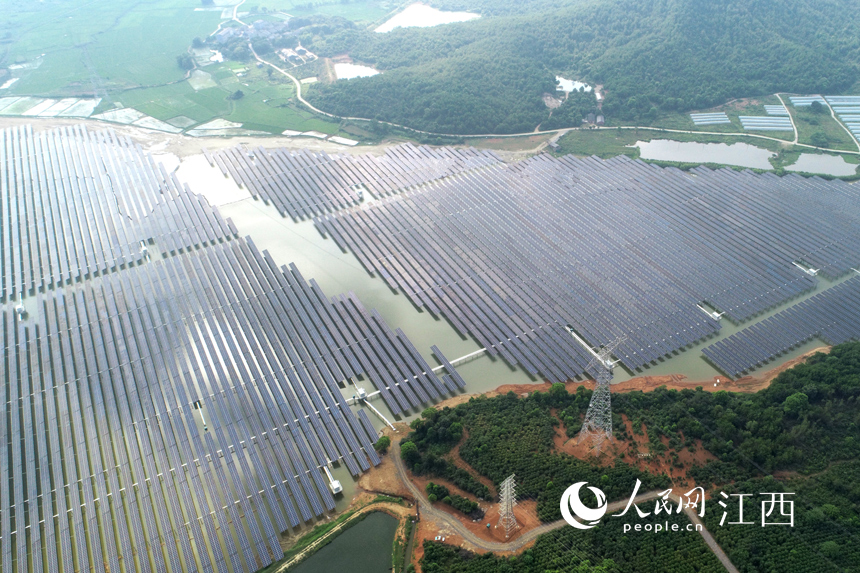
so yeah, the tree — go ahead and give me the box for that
[820,540,840,558]
[810,131,829,147]
[783,392,809,415]
[428,493,437,502]
[448,422,463,442]
[401,441,420,465]
[231,46,250,61]
[374,435,391,453]
[192,37,205,49]
[176,54,194,70]
[255,40,273,54]
[810,101,827,114]
[230,90,245,100]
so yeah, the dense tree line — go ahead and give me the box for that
[400,419,492,501]
[426,482,483,517]
[303,0,860,133]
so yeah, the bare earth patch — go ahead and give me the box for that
[553,413,716,490]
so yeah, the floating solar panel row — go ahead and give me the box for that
[431,345,468,391]
[214,143,500,220]
[690,112,731,125]
[318,153,859,379]
[739,116,793,131]
[324,293,453,414]
[702,276,860,377]
[0,124,236,301]
[0,233,450,573]
[764,105,789,116]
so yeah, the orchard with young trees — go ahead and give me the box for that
[411,342,860,572]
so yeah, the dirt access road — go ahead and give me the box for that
[391,440,739,572]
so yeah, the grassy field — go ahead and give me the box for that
[3,0,221,95]
[465,133,553,151]
[634,97,795,142]
[791,105,858,151]
[0,0,345,135]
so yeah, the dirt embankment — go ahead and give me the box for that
[433,346,832,412]
[0,116,403,159]
[412,497,544,566]
[360,425,543,568]
[357,429,412,500]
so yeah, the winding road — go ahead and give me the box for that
[391,440,738,571]
[775,93,799,145]
[245,48,860,161]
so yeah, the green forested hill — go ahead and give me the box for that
[410,342,860,572]
[305,0,860,134]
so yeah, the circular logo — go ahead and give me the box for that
[561,482,608,529]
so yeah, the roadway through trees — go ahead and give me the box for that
[391,440,739,571]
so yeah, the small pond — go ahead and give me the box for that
[785,153,858,176]
[556,76,592,93]
[376,3,480,33]
[334,63,380,80]
[634,140,775,170]
[290,512,399,573]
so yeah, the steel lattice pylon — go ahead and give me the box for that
[579,337,627,453]
[497,474,518,538]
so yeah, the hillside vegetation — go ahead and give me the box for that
[306,0,860,134]
[409,342,860,572]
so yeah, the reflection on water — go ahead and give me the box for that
[375,3,480,33]
[334,63,379,80]
[635,140,775,170]
[785,153,858,176]
[175,154,250,206]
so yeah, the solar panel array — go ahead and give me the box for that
[211,143,500,220]
[317,154,860,382]
[690,112,731,126]
[789,95,826,106]
[825,96,860,145]
[1,126,459,573]
[739,115,793,131]
[0,124,236,302]
[764,105,789,116]
[703,276,860,377]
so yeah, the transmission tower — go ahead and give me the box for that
[497,474,518,538]
[578,336,627,453]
